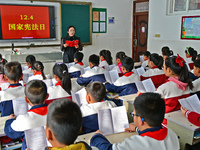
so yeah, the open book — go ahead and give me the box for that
[71,88,88,107]
[140,55,144,63]
[12,97,28,116]
[66,40,79,47]
[104,69,119,84]
[98,106,129,135]
[65,62,75,69]
[179,94,200,114]
[135,78,156,93]
[25,127,47,150]
[109,64,116,71]
[133,67,145,76]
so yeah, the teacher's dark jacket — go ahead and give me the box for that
[61,35,83,63]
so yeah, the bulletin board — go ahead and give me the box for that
[92,8,107,33]
[181,16,200,40]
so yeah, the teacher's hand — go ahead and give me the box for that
[64,44,68,48]
[75,45,79,49]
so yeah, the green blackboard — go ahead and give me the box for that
[61,3,92,45]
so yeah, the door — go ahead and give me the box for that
[132,0,149,62]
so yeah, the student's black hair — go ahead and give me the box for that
[53,63,71,95]
[165,56,193,90]
[74,52,84,62]
[143,51,151,57]
[185,47,198,62]
[121,57,134,72]
[25,80,47,105]
[162,46,173,57]
[134,93,165,127]
[4,61,22,82]
[47,99,82,145]
[0,54,2,60]
[89,54,99,66]
[116,51,127,61]
[99,49,113,65]
[86,81,106,102]
[149,53,163,69]
[67,26,76,32]
[0,59,8,75]
[31,61,46,80]
[194,59,200,69]
[196,54,200,60]
[26,55,36,66]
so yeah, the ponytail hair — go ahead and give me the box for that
[99,49,113,65]
[150,53,163,69]
[116,51,127,61]
[26,55,36,66]
[165,55,193,90]
[162,46,173,57]
[53,63,71,95]
[32,61,46,80]
[185,47,197,62]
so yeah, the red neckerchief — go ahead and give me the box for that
[28,105,48,115]
[144,58,149,61]
[55,81,62,86]
[188,56,192,58]
[28,66,31,69]
[101,59,106,62]
[100,100,104,102]
[140,127,168,140]
[152,66,158,69]
[124,72,133,77]
[34,71,41,76]
[77,62,84,66]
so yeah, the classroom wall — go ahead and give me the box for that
[148,0,200,59]
[0,0,133,68]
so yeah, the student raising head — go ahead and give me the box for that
[141,53,167,88]
[156,54,193,125]
[90,93,180,150]
[161,46,173,60]
[99,49,113,70]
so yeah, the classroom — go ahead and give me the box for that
[0,0,200,150]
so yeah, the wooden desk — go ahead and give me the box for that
[76,131,137,145]
[165,110,200,150]
[119,94,137,122]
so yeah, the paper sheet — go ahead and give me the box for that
[143,78,156,92]
[179,98,193,111]
[109,64,116,71]
[100,12,106,21]
[136,67,145,76]
[93,22,99,32]
[100,22,106,32]
[109,70,119,83]
[75,88,88,106]
[187,94,200,114]
[104,71,112,83]
[43,79,53,87]
[135,81,146,93]
[12,97,28,116]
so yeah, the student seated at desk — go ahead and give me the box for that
[185,47,197,70]
[27,61,46,82]
[4,80,49,150]
[161,46,173,60]
[77,54,106,86]
[189,54,199,81]
[141,51,151,69]
[90,93,180,150]
[156,55,193,125]
[0,62,24,117]
[191,59,200,99]
[81,82,116,133]
[99,49,113,70]
[141,53,167,88]
[45,99,95,150]
[0,58,8,88]
[112,51,126,74]
[105,57,139,96]
[69,52,85,78]
[22,55,36,74]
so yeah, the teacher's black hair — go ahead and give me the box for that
[67,26,76,32]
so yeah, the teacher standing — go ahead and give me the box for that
[61,26,83,63]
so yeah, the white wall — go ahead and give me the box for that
[0,0,133,67]
[148,0,200,59]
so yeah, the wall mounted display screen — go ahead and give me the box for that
[181,16,200,40]
[0,4,56,42]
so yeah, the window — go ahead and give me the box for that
[189,0,200,10]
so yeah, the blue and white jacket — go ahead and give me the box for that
[191,78,200,99]
[4,104,48,150]
[77,66,106,85]
[81,101,116,133]
[0,83,25,117]
[105,72,140,96]
[69,62,85,78]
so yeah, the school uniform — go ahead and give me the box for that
[0,83,24,117]
[105,72,140,96]
[45,81,72,105]
[140,66,167,88]
[22,66,32,74]
[27,71,43,82]
[189,71,199,81]
[185,57,194,70]
[141,60,148,68]
[90,126,180,150]
[185,110,200,127]
[113,63,123,74]
[99,59,109,71]
[191,77,200,99]
[77,65,106,85]
[4,104,48,150]
[81,100,116,133]
[69,62,84,78]
[156,77,191,125]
